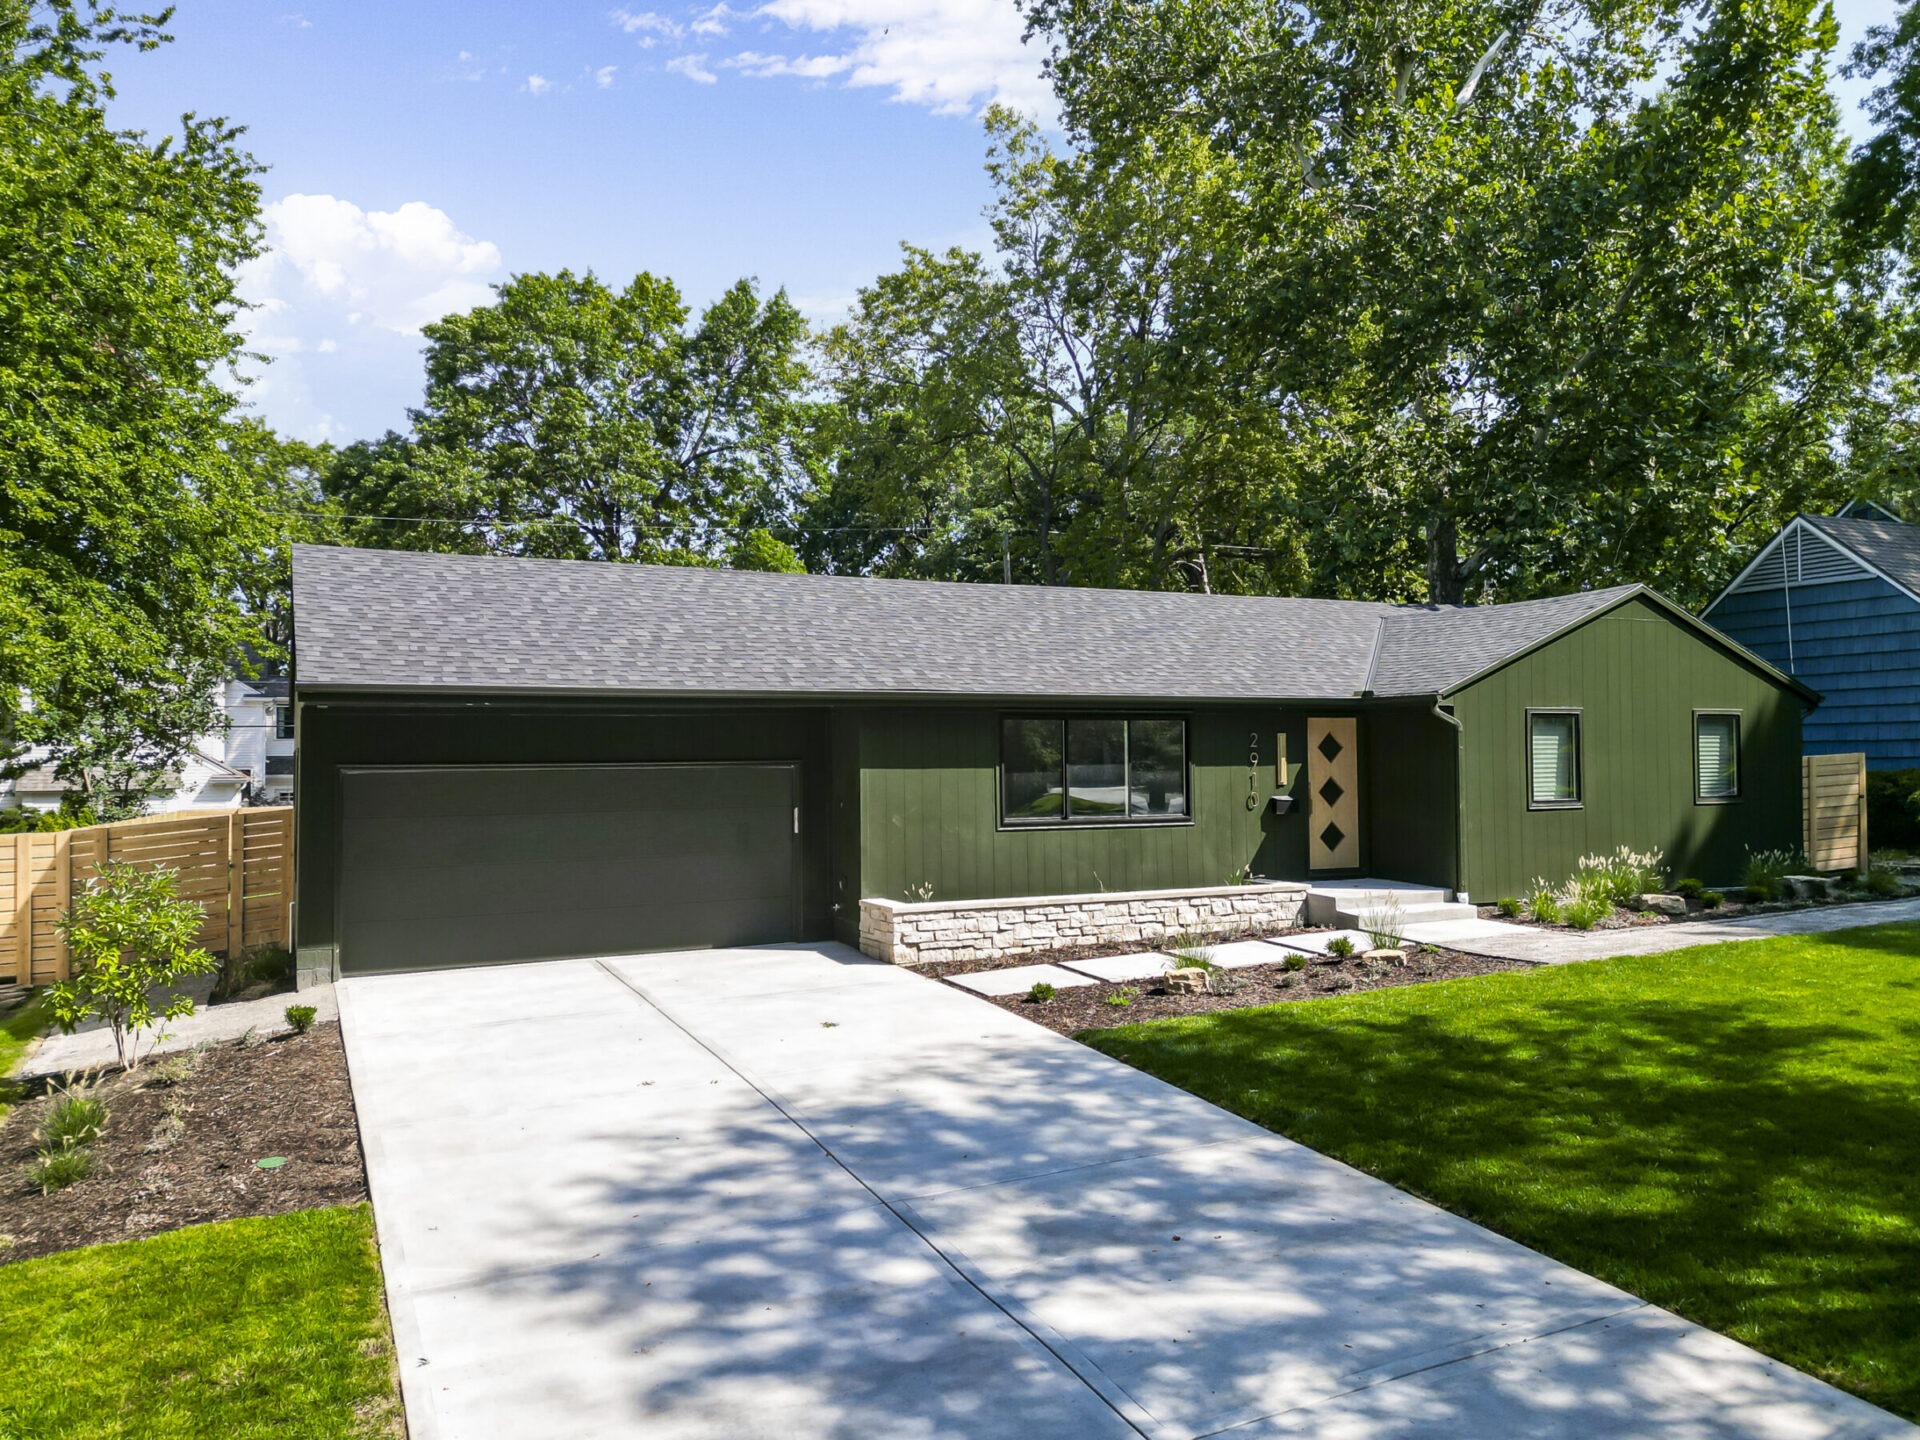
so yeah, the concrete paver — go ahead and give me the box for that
[1060,951,1177,982]
[944,962,1096,996]
[340,945,1912,1440]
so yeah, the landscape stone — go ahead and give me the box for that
[1639,893,1688,916]
[1163,967,1210,994]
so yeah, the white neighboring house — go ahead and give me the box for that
[0,674,294,816]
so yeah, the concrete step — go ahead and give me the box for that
[1333,901,1480,930]
[1303,881,1453,926]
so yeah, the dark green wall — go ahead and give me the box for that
[1363,704,1459,888]
[294,701,836,973]
[1451,596,1805,899]
[850,705,1309,904]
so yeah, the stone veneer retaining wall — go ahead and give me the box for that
[859,882,1309,967]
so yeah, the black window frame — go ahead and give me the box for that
[998,715,1193,829]
[1693,709,1742,804]
[274,703,294,741]
[1526,708,1583,811]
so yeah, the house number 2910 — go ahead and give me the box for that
[1246,732,1261,810]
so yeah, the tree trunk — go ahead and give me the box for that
[1426,511,1466,605]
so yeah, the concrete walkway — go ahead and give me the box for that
[1441,896,1920,965]
[339,944,1907,1440]
[18,984,338,1080]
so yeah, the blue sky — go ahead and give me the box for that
[105,0,1896,445]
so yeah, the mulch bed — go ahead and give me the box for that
[0,1023,366,1265]
[940,949,1535,1037]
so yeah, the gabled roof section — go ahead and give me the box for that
[290,546,1811,705]
[291,545,1401,702]
[1366,587,1639,697]
[1801,515,1920,602]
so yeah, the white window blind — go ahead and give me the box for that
[1697,715,1739,800]
[1529,713,1579,805]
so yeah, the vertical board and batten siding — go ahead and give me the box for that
[1706,555,1920,770]
[850,706,1307,905]
[1452,596,1803,899]
[0,808,293,987]
[1803,753,1868,872]
[1362,705,1459,889]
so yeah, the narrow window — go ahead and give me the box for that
[274,704,294,740]
[1066,719,1127,818]
[1001,718,1064,823]
[1696,713,1740,801]
[1528,711,1581,808]
[1129,718,1189,817]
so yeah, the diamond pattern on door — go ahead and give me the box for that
[1307,717,1359,871]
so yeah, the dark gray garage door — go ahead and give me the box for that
[338,764,801,975]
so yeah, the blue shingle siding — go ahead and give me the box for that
[1709,576,1920,769]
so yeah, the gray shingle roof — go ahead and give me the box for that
[290,545,1651,703]
[1801,515,1920,598]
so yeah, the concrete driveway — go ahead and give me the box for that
[338,943,1909,1440]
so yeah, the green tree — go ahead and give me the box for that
[809,110,1311,595]
[1025,0,1879,606]
[51,860,217,1071]
[405,270,826,563]
[0,2,269,780]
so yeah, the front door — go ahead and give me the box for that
[1307,717,1360,871]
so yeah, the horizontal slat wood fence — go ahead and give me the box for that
[0,807,291,987]
[1803,753,1867,874]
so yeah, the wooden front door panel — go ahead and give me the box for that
[1307,717,1360,871]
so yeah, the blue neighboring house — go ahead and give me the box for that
[1704,502,1920,770]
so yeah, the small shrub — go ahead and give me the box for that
[1494,896,1523,918]
[1561,889,1611,931]
[1864,865,1902,898]
[1526,880,1561,924]
[1204,969,1244,997]
[1700,890,1724,909]
[1364,894,1407,950]
[212,942,293,1003]
[27,1143,94,1194]
[1573,846,1666,906]
[1027,981,1056,1004]
[1282,953,1308,972]
[1104,987,1139,1009]
[284,1004,318,1035]
[142,1044,206,1089]
[1324,936,1355,959]
[1744,846,1798,898]
[49,860,217,1070]
[41,1086,106,1147]
[1166,932,1217,968]
[1674,878,1704,900]
[1744,882,1775,904]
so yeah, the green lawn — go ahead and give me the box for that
[1083,923,1920,1421]
[0,990,53,1119]
[0,1205,401,1439]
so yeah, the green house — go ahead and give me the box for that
[288,545,1815,980]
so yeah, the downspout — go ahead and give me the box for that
[1431,697,1467,902]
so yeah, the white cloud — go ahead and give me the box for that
[667,52,717,83]
[231,194,505,441]
[525,73,552,95]
[594,63,619,87]
[750,0,1050,115]
[612,7,681,44]
[611,1,1046,115]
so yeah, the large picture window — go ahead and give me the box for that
[1001,717,1189,825]
[1695,712,1741,802]
[1528,710,1582,809]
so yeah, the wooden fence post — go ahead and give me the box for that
[51,829,71,981]
[227,810,245,955]
[11,833,27,986]
[1858,753,1870,877]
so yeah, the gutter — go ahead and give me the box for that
[1430,696,1468,901]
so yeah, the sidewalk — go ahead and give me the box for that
[1441,897,1920,965]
